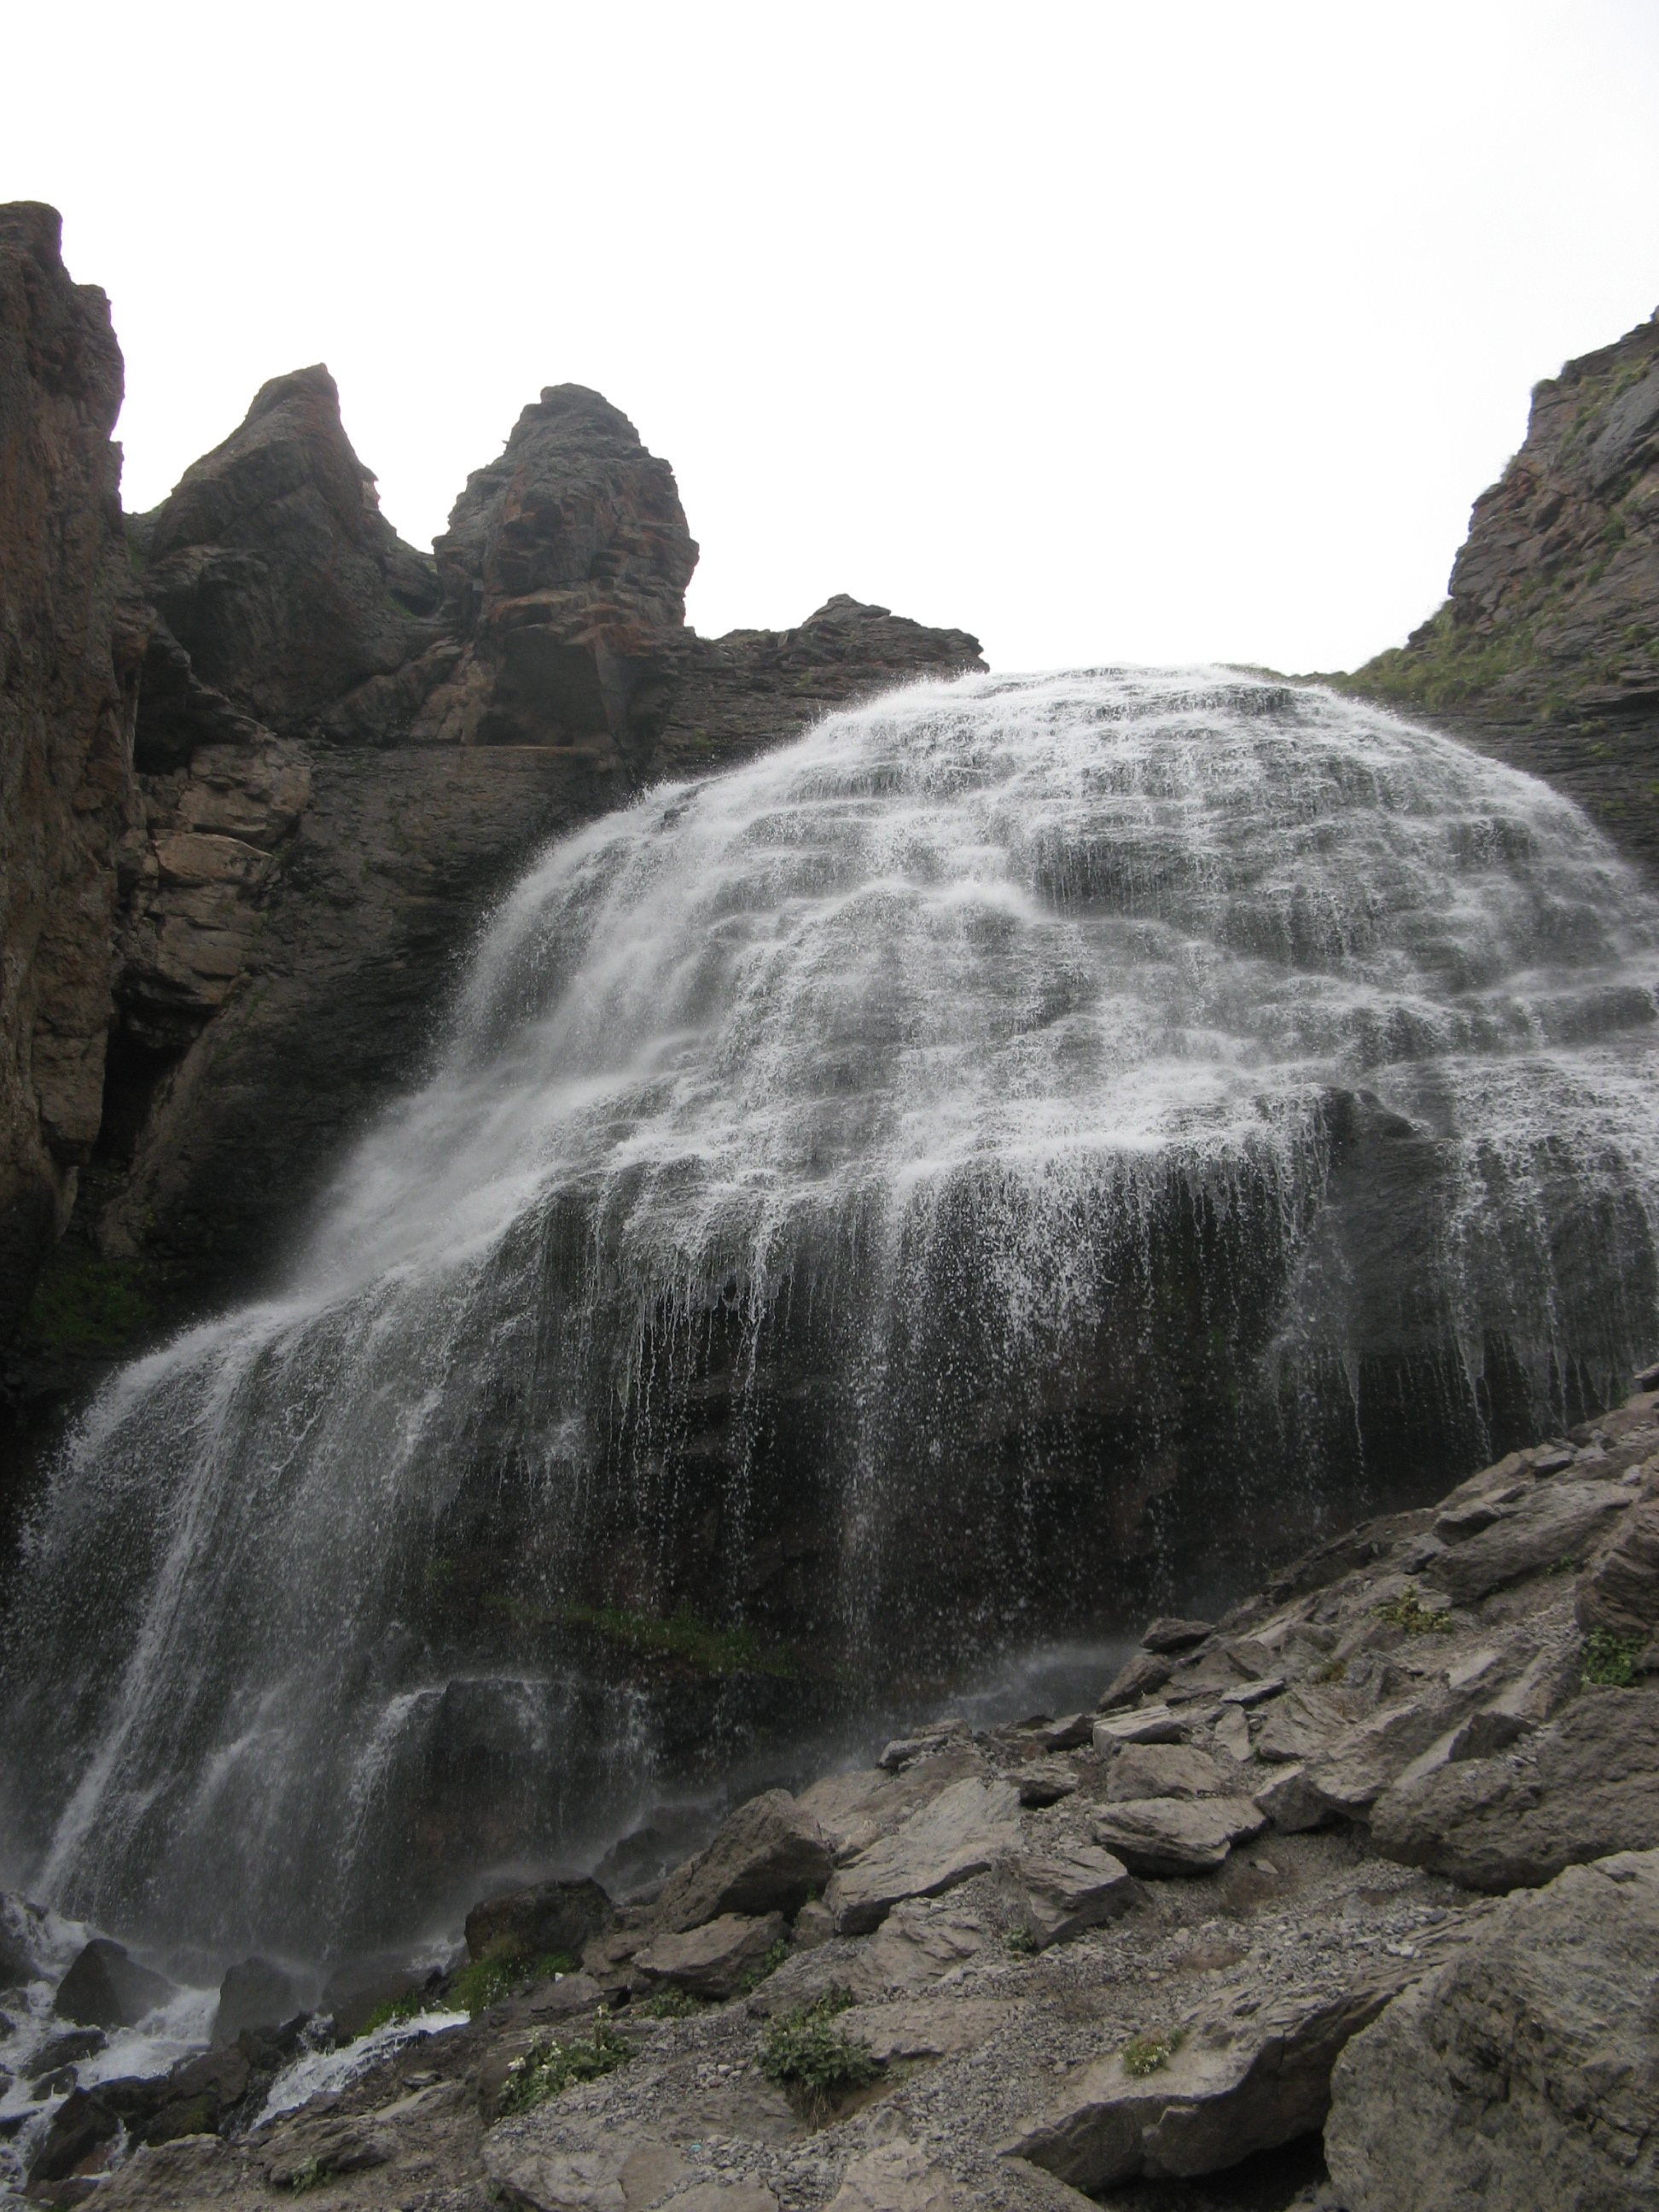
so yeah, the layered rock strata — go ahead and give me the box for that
[10,1373,1658,2209]
[1347,305,1659,870]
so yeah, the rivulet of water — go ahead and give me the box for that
[3,668,1656,1962]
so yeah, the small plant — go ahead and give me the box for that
[497,2011,634,2116]
[740,1937,791,1994]
[359,1989,424,2036]
[1546,1555,1580,1576]
[450,1941,579,2016]
[285,2156,326,2192]
[1121,2027,1186,2079]
[1003,1925,1039,1957]
[760,1989,875,2118]
[1373,1586,1455,1636]
[638,1986,707,2020]
[1582,1630,1646,1690]
[1316,1657,1348,1684]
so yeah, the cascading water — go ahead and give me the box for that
[3,667,1657,1964]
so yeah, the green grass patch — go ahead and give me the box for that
[637,1986,707,2020]
[1373,1586,1455,1636]
[739,1937,791,1994]
[358,1990,424,2036]
[1121,2027,1186,2079]
[1582,1630,1646,1690]
[760,1989,876,2115]
[1003,1925,1039,1957]
[497,2012,634,2116]
[449,1941,579,2016]
[23,1246,154,1352]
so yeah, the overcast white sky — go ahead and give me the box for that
[7,2,1658,672]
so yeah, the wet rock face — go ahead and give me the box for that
[0,202,137,1336]
[1348,304,1659,872]
[422,382,698,756]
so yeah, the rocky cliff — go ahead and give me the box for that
[0,206,984,1448]
[0,206,138,1343]
[1346,306,1659,870]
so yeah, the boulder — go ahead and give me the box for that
[23,2028,106,2079]
[847,1899,992,1995]
[142,2042,250,2145]
[1324,1848,1659,2209]
[1141,1617,1213,1654]
[1092,1705,1184,1747]
[1091,1796,1266,1877]
[262,2109,393,2187]
[464,1875,614,1964]
[1576,1495,1659,1639]
[1254,1686,1344,1767]
[25,2086,121,2190]
[211,1954,296,2045]
[0,1897,45,1990]
[1105,1743,1231,1802]
[54,1937,174,2029]
[1007,1983,1394,2188]
[1097,1650,1175,1711]
[1253,1763,1335,1834]
[654,1790,835,1932]
[1370,1686,1659,1889]
[825,1778,1022,1936]
[1012,1842,1138,1948]
[1434,1479,1633,1605]
[1011,1760,1078,1807]
[1302,1689,1469,1814]
[632,1911,787,2001]
[318,1956,433,2040]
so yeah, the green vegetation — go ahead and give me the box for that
[359,1990,424,2036]
[284,2155,326,2192]
[637,1986,707,2020]
[1373,1586,1455,1637]
[740,1937,791,1994]
[1121,2027,1186,2079]
[759,1988,876,2116]
[449,1941,579,2016]
[497,2012,634,2116]
[1003,1925,1039,1957]
[23,1245,154,1352]
[1582,1630,1646,1690]
[484,1591,800,1679]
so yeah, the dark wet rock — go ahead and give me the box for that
[463,1875,614,1965]
[54,1937,173,2029]
[632,1910,787,2000]
[655,1790,835,1933]
[211,1953,296,2046]
[1325,1848,1659,2209]
[23,2027,106,2079]
[1091,1796,1267,1877]
[1370,1685,1659,1889]
[1008,1982,1394,2188]
[141,2040,251,2145]
[26,2084,121,2188]
[318,1957,434,2041]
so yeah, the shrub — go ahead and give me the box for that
[1373,1586,1454,1636]
[759,1990,875,2116]
[497,2012,633,2116]
[1121,2027,1186,2079]
[637,1986,706,2020]
[449,1942,579,2016]
[739,1937,791,1994]
[1582,1630,1646,1690]
[359,1990,423,2036]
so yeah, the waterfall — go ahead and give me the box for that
[3,667,1657,1963]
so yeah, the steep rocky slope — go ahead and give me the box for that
[7,1372,1656,2209]
[0,206,138,1342]
[0,203,983,1442]
[1346,306,1659,870]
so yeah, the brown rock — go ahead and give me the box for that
[654,1789,835,1933]
[632,1910,786,2001]
[1091,1796,1266,1877]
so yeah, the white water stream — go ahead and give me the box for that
[3,668,1656,1963]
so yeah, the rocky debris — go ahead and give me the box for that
[53,1937,173,2029]
[1346,303,1659,874]
[464,1875,615,1966]
[795,1744,990,1864]
[1370,1684,1659,1889]
[824,1778,1022,1936]
[211,1955,295,2045]
[824,2140,963,2212]
[1324,1847,1659,2209]
[655,1791,836,1933]
[1091,1796,1267,1877]
[0,201,137,1336]
[1431,1476,1634,1604]
[1009,1841,1138,1949]
[1008,1982,1394,2189]
[633,1912,789,2001]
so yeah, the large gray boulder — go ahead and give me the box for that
[1324,1848,1659,2209]
[654,1789,835,1933]
[1090,1796,1266,1877]
[1008,1983,1394,2188]
[1105,1743,1231,1802]
[1576,1494,1659,1639]
[632,1911,786,2001]
[825,1778,1021,1936]
[1011,1842,1138,1949]
[54,1938,174,2029]
[211,1955,296,2046]
[1370,1686,1659,1889]
[1434,1478,1633,1605]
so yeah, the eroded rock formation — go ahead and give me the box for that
[1348,305,1659,869]
[0,204,138,1340]
[0,202,983,1410]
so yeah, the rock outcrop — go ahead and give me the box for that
[0,202,984,1437]
[0,204,137,1337]
[1347,305,1659,871]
